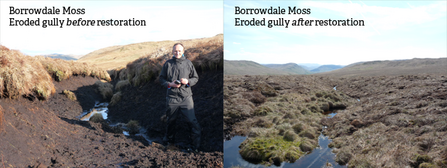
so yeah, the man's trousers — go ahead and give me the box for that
[164,96,201,149]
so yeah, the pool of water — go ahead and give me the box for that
[79,101,109,121]
[224,112,346,168]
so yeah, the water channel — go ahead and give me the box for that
[78,101,155,144]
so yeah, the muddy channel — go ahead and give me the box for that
[79,101,158,145]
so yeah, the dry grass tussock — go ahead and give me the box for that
[0,45,55,99]
[34,56,111,82]
[89,113,104,123]
[323,75,447,167]
[110,34,223,86]
[63,90,77,101]
[126,120,140,135]
[109,91,122,106]
[115,80,130,91]
[95,80,113,100]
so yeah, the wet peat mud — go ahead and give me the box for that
[0,74,223,167]
[107,69,224,166]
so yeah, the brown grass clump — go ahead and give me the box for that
[95,80,113,100]
[292,123,305,134]
[110,34,223,86]
[126,120,140,135]
[0,45,55,99]
[89,113,104,123]
[109,91,122,106]
[299,140,314,152]
[242,91,266,104]
[185,35,223,72]
[253,118,273,128]
[224,98,255,118]
[63,90,77,101]
[34,56,111,82]
[34,56,72,81]
[335,149,353,165]
[283,130,298,142]
[298,129,316,139]
[254,106,272,116]
[115,80,130,91]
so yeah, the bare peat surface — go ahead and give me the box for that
[107,70,224,166]
[0,74,223,167]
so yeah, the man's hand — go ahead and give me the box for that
[180,78,188,85]
[169,81,181,88]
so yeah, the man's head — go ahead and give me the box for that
[172,43,184,59]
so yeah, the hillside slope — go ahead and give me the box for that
[224,60,291,75]
[264,63,311,74]
[320,58,447,77]
[311,65,344,73]
[78,34,223,70]
[42,54,80,60]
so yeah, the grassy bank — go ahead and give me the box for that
[110,34,223,87]
[0,45,110,100]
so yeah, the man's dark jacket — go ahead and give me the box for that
[159,56,199,99]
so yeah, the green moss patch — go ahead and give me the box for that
[239,136,304,165]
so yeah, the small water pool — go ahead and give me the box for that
[79,101,109,121]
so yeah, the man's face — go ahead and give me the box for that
[172,45,184,59]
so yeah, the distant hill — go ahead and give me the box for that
[41,54,79,61]
[78,34,223,70]
[320,58,447,77]
[310,65,344,73]
[264,63,311,74]
[224,60,291,75]
[298,63,320,71]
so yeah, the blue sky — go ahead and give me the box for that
[0,1,223,56]
[224,0,446,65]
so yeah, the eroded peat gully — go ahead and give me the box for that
[1,74,223,167]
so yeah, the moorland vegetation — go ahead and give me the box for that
[224,58,447,167]
[0,45,110,100]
